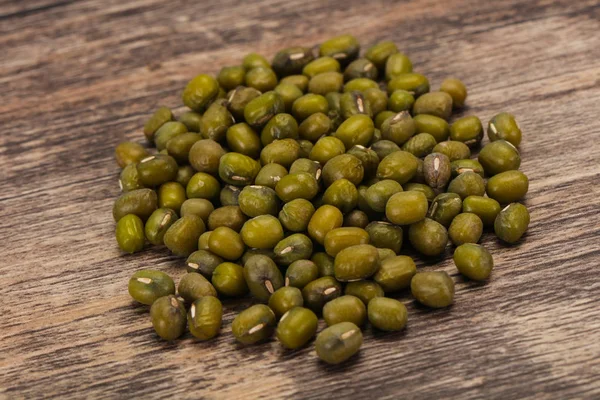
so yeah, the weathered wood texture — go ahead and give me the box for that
[1,0,600,398]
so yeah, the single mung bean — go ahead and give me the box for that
[334,244,380,282]
[494,203,530,243]
[144,107,173,142]
[408,218,448,257]
[323,295,367,326]
[186,250,223,277]
[145,208,178,246]
[486,170,529,204]
[268,286,304,319]
[488,112,522,147]
[368,297,408,331]
[208,226,245,260]
[440,78,467,108]
[423,153,452,190]
[385,191,428,225]
[211,262,248,297]
[302,276,342,312]
[232,304,277,345]
[315,322,363,364]
[462,196,501,226]
[427,193,463,227]
[128,270,175,305]
[448,213,483,246]
[450,116,483,147]
[478,140,521,176]
[373,255,417,292]
[276,307,318,349]
[113,188,158,222]
[150,295,187,341]
[453,243,494,281]
[410,271,455,308]
[116,214,145,253]
[188,296,223,340]
[273,233,313,266]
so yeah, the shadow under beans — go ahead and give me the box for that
[367,325,409,343]
[410,299,454,314]
[316,352,364,373]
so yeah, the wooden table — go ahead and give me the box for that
[2,0,599,398]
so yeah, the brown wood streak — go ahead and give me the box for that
[1,0,600,398]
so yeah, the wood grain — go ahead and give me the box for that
[1,0,600,398]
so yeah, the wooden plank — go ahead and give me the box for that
[1,0,599,398]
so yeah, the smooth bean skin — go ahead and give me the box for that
[365,41,399,70]
[268,286,304,319]
[344,281,384,305]
[411,271,455,308]
[440,77,468,108]
[232,304,277,345]
[208,226,245,260]
[285,260,319,289]
[368,297,408,331]
[116,214,145,253]
[276,307,318,349]
[150,295,187,341]
[413,114,450,142]
[143,106,173,142]
[128,270,175,305]
[323,295,367,327]
[427,193,462,227]
[453,243,494,281]
[447,171,486,200]
[177,273,217,303]
[334,244,380,282]
[187,296,223,340]
[211,262,248,297]
[186,250,224,278]
[279,199,315,232]
[311,252,335,277]
[273,233,313,266]
[449,212,483,246]
[113,188,158,222]
[115,142,149,168]
[376,150,418,184]
[433,141,471,162]
[315,322,363,365]
[163,215,206,257]
[182,74,220,112]
[208,206,247,232]
[462,196,501,226]
[136,155,178,187]
[240,215,284,249]
[478,140,521,176]
[385,191,428,225]
[323,179,359,213]
[180,199,214,223]
[302,276,342,312]
[494,203,530,244]
[408,218,449,257]
[486,170,529,204]
[365,222,403,254]
[488,112,522,147]
[324,227,370,257]
[308,205,344,245]
[188,139,225,175]
[373,255,417,293]
[244,255,284,302]
[157,182,186,214]
[119,163,144,192]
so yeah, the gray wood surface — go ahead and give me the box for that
[1,0,600,398]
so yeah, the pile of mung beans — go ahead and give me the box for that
[114,35,530,364]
